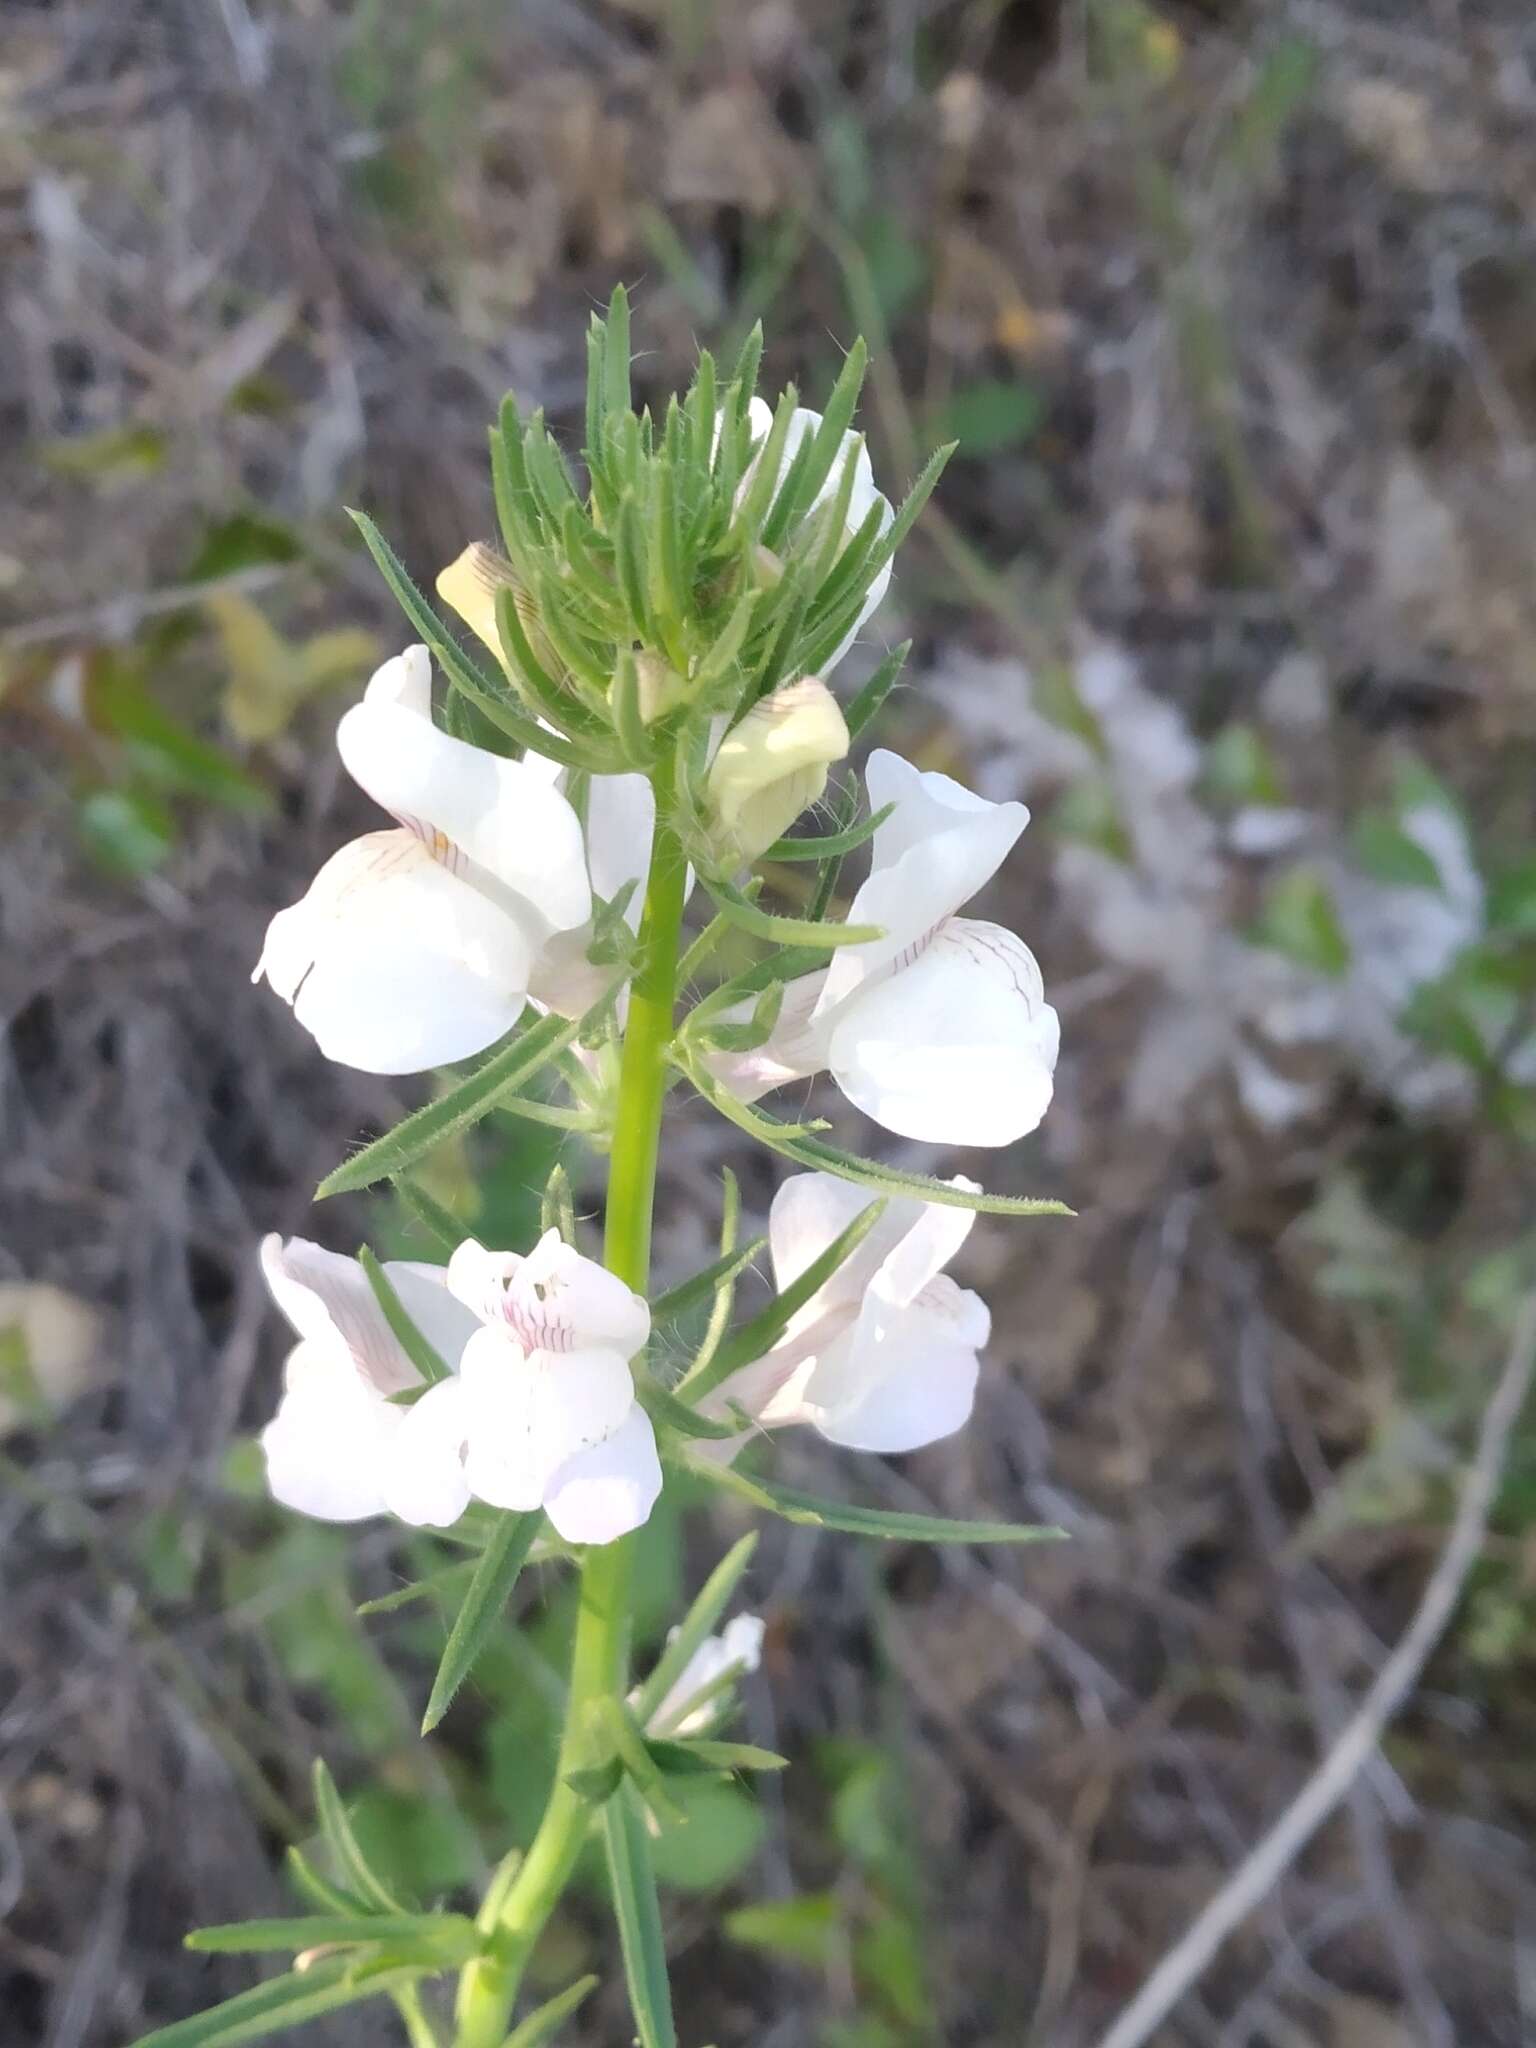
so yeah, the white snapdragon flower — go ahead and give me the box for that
[394,1231,662,1546]
[258,1234,480,1525]
[254,647,593,1073]
[708,1173,990,1454]
[741,397,893,674]
[709,750,1060,1145]
[643,1615,766,1737]
[706,676,850,868]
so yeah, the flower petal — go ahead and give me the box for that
[816,755,1029,1014]
[768,1173,909,1316]
[255,831,535,1073]
[336,700,591,935]
[260,1234,420,1397]
[868,1186,979,1311]
[826,917,1059,1145]
[457,1328,638,1512]
[260,1341,400,1520]
[363,643,433,718]
[699,968,831,1105]
[806,1279,986,1453]
[382,1375,473,1527]
[508,1232,651,1359]
[543,1405,662,1544]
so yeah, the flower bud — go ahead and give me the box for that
[436,542,551,674]
[706,676,849,867]
[634,651,687,724]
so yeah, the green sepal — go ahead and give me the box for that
[421,1511,543,1734]
[284,1845,363,1919]
[358,1246,450,1386]
[692,1460,1069,1546]
[691,979,784,1055]
[312,1761,404,1914]
[317,1008,589,1198]
[760,339,867,552]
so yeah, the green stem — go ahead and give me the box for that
[451,769,688,2048]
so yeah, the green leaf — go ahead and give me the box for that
[1252,865,1351,978]
[596,1697,688,1826]
[349,509,603,770]
[312,1762,404,1914]
[683,1054,1073,1219]
[603,1786,679,2048]
[392,1178,464,1257]
[317,1009,586,1197]
[646,1737,787,1776]
[682,1196,888,1402]
[1351,812,1444,891]
[762,802,893,862]
[358,1247,449,1386]
[631,1532,758,1729]
[701,875,881,950]
[935,378,1043,454]
[692,1463,1067,1546]
[504,1975,601,2048]
[603,283,633,430]
[638,1378,744,1442]
[77,788,177,878]
[421,1511,542,1734]
[185,1915,479,1960]
[283,1846,362,1919]
[649,1237,768,1328]
[843,642,910,740]
[761,340,868,551]
[355,1560,476,1617]
[126,1959,427,2048]
[541,1161,577,1244]
[726,1893,841,1969]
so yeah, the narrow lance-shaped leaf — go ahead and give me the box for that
[541,1160,577,1244]
[649,1240,767,1329]
[185,1915,480,1960]
[700,874,881,950]
[646,1737,788,1777]
[421,1510,542,1734]
[125,1958,429,2048]
[392,1178,463,1258]
[764,338,868,550]
[317,1008,587,1198]
[358,1247,449,1387]
[683,1054,1074,1219]
[356,1559,476,1617]
[681,1195,888,1403]
[630,1531,759,1728]
[504,1975,601,2048]
[843,640,910,742]
[692,1460,1068,1546]
[312,1761,403,1914]
[348,509,598,771]
[603,1785,679,2048]
[284,1845,362,1919]
[761,801,894,862]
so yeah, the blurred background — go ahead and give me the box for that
[4,3,1536,2044]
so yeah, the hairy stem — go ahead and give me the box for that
[452,766,688,2048]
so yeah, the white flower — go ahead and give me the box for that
[254,647,593,1074]
[708,1173,990,1454]
[258,1234,480,1526]
[709,750,1060,1145]
[742,397,893,674]
[705,676,849,867]
[394,1231,661,1545]
[643,1615,766,1737]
